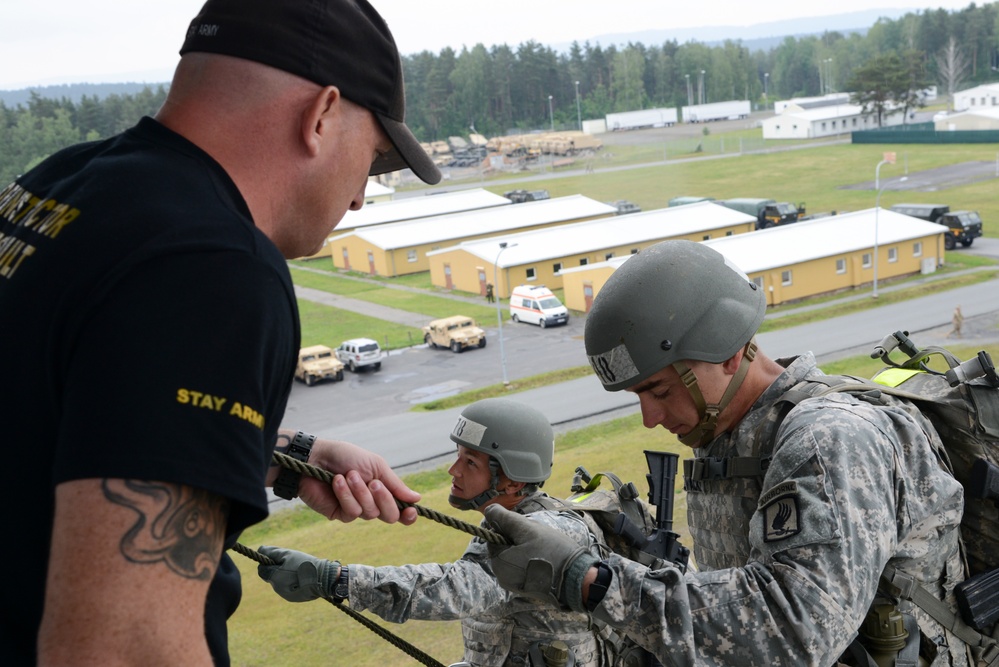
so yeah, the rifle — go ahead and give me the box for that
[612,450,690,573]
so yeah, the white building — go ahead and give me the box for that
[762,103,902,139]
[953,83,999,112]
[773,93,851,114]
[934,106,999,131]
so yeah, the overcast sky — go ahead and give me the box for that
[1,1,978,90]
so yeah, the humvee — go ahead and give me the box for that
[423,316,487,353]
[295,345,345,386]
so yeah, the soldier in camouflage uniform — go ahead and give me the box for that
[257,398,605,667]
[482,240,977,666]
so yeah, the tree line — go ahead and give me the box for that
[3,3,998,186]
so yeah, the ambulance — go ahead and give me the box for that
[509,285,569,328]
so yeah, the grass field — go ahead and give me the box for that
[228,341,999,667]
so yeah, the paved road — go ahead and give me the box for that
[279,268,999,480]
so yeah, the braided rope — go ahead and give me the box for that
[233,543,446,667]
[271,451,508,545]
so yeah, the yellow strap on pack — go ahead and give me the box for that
[873,367,923,388]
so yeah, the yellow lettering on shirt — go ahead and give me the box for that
[176,389,263,430]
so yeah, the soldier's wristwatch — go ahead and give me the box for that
[585,561,612,612]
[333,565,350,602]
[273,431,316,500]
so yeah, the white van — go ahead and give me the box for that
[509,285,569,328]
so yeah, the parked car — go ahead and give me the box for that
[295,345,345,386]
[335,338,383,372]
[423,315,486,353]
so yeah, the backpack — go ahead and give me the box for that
[765,331,999,661]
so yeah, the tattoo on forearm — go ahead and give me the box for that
[102,479,229,581]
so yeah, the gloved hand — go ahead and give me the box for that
[256,545,339,603]
[484,505,598,611]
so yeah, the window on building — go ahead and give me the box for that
[630,248,639,254]
[702,234,711,241]
[888,247,898,263]
[836,258,846,274]
[579,258,588,266]
[407,249,417,263]
[913,242,922,257]
[821,121,827,131]
[752,276,764,289]
[553,262,563,274]
[605,252,614,260]
[852,118,858,127]
[525,267,536,280]
[725,230,734,236]
[863,253,872,268]
[781,270,792,286]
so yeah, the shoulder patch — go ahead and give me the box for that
[761,482,801,543]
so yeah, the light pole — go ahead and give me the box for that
[494,242,516,385]
[873,159,905,298]
[548,95,555,132]
[699,70,706,104]
[685,74,692,107]
[574,81,582,132]
[764,72,769,103]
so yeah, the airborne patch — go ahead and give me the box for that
[762,482,801,543]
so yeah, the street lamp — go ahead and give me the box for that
[548,95,555,132]
[699,70,706,104]
[494,242,517,385]
[574,81,582,131]
[685,74,692,107]
[873,159,906,298]
[764,72,769,101]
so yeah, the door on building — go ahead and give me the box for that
[367,251,376,275]
[477,268,487,295]
[444,264,453,290]
[583,282,594,312]
[342,247,350,271]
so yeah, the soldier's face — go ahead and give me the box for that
[448,446,494,500]
[628,361,731,445]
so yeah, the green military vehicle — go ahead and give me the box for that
[890,203,984,250]
[720,197,806,230]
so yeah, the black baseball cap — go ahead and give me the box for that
[180,0,441,185]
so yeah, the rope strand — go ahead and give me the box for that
[271,451,508,545]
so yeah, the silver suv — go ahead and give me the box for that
[335,338,383,372]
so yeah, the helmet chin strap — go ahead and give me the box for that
[448,459,502,511]
[674,339,758,448]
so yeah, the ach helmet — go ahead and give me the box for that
[584,240,766,447]
[448,398,554,510]
[584,239,765,392]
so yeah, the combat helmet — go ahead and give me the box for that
[584,240,766,447]
[448,398,554,510]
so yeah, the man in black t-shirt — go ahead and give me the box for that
[0,1,440,665]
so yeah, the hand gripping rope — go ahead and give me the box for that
[231,450,511,667]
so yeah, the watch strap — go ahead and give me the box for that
[333,565,350,602]
[585,561,613,612]
[273,431,316,500]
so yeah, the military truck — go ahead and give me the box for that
[423,315,487,353]
[720,198,806,230]
[295,345,345,386]
[889,203,984,250]
[668,196,714,207]
[503,189,551,204]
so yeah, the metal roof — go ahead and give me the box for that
[427,201,756,266]
[336,188,511,232]
[771,104,865,121]
[563,208,944,275]
[332,195,617,249]
[702,208,944,273]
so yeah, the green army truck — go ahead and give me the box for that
[720,197,806,230]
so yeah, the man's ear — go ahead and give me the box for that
[720,347,745,376]
[502,480,526,496]
[301,85,342,157]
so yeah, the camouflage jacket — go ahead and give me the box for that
[592,353,972,667]
[349,493,604,667]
